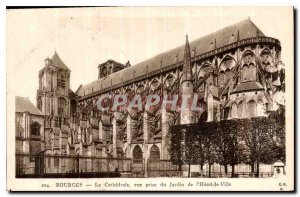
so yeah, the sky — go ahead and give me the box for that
[6,7,293,105]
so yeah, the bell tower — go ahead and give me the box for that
[37,52,71,122]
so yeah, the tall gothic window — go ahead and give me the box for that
[54,154,59,169]
[237,102,243,118]
[242,52,256,82]
[248,100,256,117]
[199,77,204,91]
[231,103,238,118]
[242,64,257,82]
[132,145,143,163]
[223,107,230,120]
[117,149,124,158]
[149,145,160,161]
[219,56,235,86]
[58,97,67,117]
[257,100,265,116]
[101,66,108,78]
[249,63,256,81]
[30,122,41,136]
[260,49,272,67]
[242,65,249,82]
[219,71,225,87]
[37,98,42,111]
[224,69,230,84]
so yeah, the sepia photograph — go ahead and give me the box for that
[6,6,294,191]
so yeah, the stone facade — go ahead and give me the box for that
[36,52,76,173]
[15,96,45,174]
[34,19,285,175]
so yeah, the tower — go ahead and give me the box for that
[180,35,194,124]
[37,52,71,123]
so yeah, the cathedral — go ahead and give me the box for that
[28,19,285,176]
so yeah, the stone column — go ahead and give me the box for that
[22,113,27,138]
[143,112,148,177]
[126,115,131,157]
[45,96,49,115]
[54,97,58,116]
[181,80,198,177]
[42,96,46,115]
[78,127,82,142]
[54,71,57,91]
[180,81,193,124]
[143,112,148,144]
[242,94,247,118]
[98,120,103,140]
[112,115,117,157]
[207,93,214,122]
[161,108,169,159]
[23,112,31,174]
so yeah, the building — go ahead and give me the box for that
[34,19,285,176]
[15,96,44,174]
[35,52,77,173]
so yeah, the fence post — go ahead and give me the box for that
[77,154,80,177]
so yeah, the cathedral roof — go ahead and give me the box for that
[51,51,70,71]
[78,19,265,98]
[15,96,42,115]
[231,81,264,93]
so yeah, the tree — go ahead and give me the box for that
[268,106,285,163]
[201,122,218,177]
[213,121,230,175]
[170,125,185,174]
[169,107,285,178]
[221,119,245,177]
[240,117,281,177]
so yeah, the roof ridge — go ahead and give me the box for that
[130,18,264,69]
[78,19,271,98]
[15,96,43,115]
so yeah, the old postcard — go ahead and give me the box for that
[6,6,294,191]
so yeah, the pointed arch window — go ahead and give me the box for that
[199,77,204,91]
[223,107,230,120]
[257,100,265,116]
[248,63,256,81]
[132,146,143,163]
[149,145,160,161]
[224,69,231,84]
[54,154,59,168]
[219,71,225,87]
[231,103,238,118]
[260,49,272,67]
[248,100,256,117]
[58,97,67,117]
[242,65,249,82]
[30,122,41,136]
[237,102,243,118]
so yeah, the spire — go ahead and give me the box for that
[51,51,70,71]
[184,35,191,60]
[182,35,192,83]
[214,38,217,49]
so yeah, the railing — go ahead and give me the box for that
[16,154,276,178]
[201,171,274,178]
[147,159,180,177]
[16,153,132,178]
